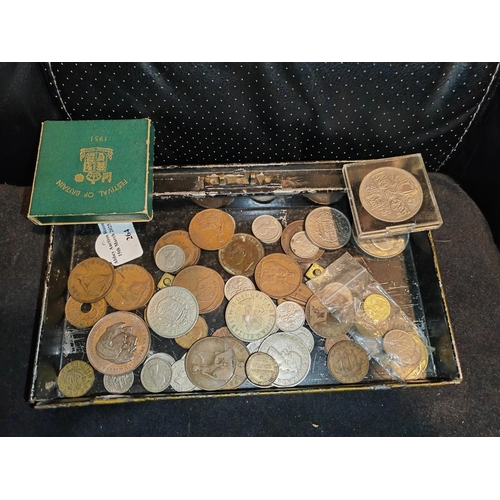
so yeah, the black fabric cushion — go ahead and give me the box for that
[1,173,499,436]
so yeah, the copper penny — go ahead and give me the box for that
[153,230,201,269]
[173,265,225,314]
[105,264,155,311]
[57,360,95,398]
[327,340,369,384]
[65,296,107,329]
[305,294,350,339]
[220,337,250,390]
[67,257,115,303]
[280,220,324,263]
[212,326,235,338]
[175,316,209,349]
[254,253,302,299]
[218,233,265,276]
[188,208,235,250]
[86,311,150,376]
[324,334,351,353]
[245,352,279,386]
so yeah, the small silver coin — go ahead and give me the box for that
[224,275,256,301]
[170,358,197,392]
[155,244,185,273]
[252,215,283,244]
[103,372,134,394]
[290,231,320,259]
[140,358,172,393]
[304,207,351,250]
[147,352,176,366]
[276,301,306,332]
[352,232,409,259]
[289,326,315,353]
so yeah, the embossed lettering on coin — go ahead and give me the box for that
[327,340,369,384]
[290,231,320,259]
[304,207,351,250]
[67,257,115,303]
[245,352,279,386]
[58,360,95,398]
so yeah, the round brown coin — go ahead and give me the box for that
[220,338,250,390]
[327,340,369,384]
[173,265,225,314]
[67,257,115,303]
[175,316,209,349]
[185,337,237,391]
[153,230,201,269]
[304,207,352,250]
[218,233,265,276]
[281,220,324,263]
[388,334,428,381]
[65,296,107,329]
[305,294,351,339]
[245,352,279,387]
[254,253,302,299]
[363,293,391,322]
[188,208,235,250]
[324,334,351,353]
[105,264,155,311]
[211,326,235,338]
[383,330,426,367]
[86,311,151,376]
[57,360,95,398]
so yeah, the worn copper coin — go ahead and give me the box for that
[65,296,107,329]
[245,352,279,386]
[359,167,424,223]
[175,315,209,349]
[224,275,255,301]
[86,311,150,376]
[220,337,250,390]
[185,337,237,390]
[189,208,235,250]
[281,220,324,263]
[327,340,369,384]
[363,293,391,322]
[57,360,95,398]
[352,232,409,259]
[304,207,351,250]
[305,294,351,339]
[218,233,265,276]
[251,214,283,244]
[154,230,201,269]
[254,253,302,299]
[105,264,155,311]
[67,257,115,303]
[173,265,225,314]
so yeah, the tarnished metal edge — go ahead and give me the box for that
[428,230,463,381]
[29,225,56,403]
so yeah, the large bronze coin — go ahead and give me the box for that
[185,337,237,391]
[105,264,155,311]
[57,360,95,398]
[220,337,250,390]
[65,296,107,329]
[305,294,350,339]
[86,311,150,376]
[218,233,265,276]
[188,208,235,251]
[173,265,225,314]
[254,253,302,299]
[175,316,209,349]
[67,257,115,303]
[281,220,324,263]
[327,340,369,384]
[153,230,201,269]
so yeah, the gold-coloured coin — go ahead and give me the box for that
[153,230,201,269]
[245,352,279,387]
[327,340,369,384]
[65,296,107,329]
[363,294,391,322]
[254,253,302,299]
[218,233,265,276]
[188,208,236,251]
[175,316,209,349]
[105,264,155,311]
[157,272,175,289]
[57,360,95,398]
[67,257,115,303]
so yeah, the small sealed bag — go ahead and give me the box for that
[306,252,432,382]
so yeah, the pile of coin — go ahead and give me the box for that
[57,203,424,399]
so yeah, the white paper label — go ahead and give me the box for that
[96,222,143,266]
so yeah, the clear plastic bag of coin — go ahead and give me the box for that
[306,252,433,382]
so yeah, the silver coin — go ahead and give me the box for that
[304,207,351,250]
[289,326,315,353]
[146,286,199,338]
[225,290,277,342]
[252,215,283,243]
[147,352,176,366]
[224,275,256,301]
[155,244,185,273]
[140,357,172,393]
[276,301,306,332]
[170,358,197,392]
[352,232,409,259]
[359,167,424,223]
[259,332,311,387]
[103,372,134,394]
[246,338,265,354]
[290,231,320,259]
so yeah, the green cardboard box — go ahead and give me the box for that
[28,118,154,225]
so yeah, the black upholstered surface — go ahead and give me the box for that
[1,173,499,436]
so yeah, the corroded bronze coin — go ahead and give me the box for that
[188,208,235,250]
[220,337,250,390]
[185,337,237,391]
[65,296,107,329]
[281,220,324,263]
[305,294,350,339]
[363,294,391,322]
[359,167,424,223]
[304,207,351,250]
[254,253,302,299]
[173,265,225,314]
[218,233,265,276]
[105,264,155,311]
[175,316,209,349]
[67,257,115,303]
[57,360,95,398]
[327,340,369,384]
[245,352,279,386]
[86,311,150,376]
[153,230,201,269]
